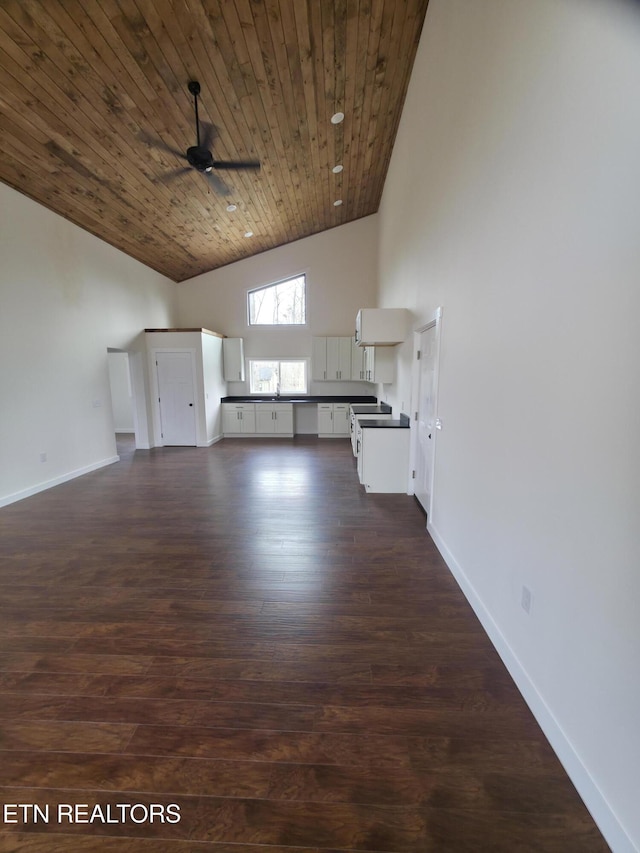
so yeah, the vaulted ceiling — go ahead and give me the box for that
[0,1,429,282]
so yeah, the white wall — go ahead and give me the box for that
[177,216,379,398]
[0,183,177,506]
[202,333,226,444]
[378,1,640,850]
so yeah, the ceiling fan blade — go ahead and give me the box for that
[155,167,192,184]
[212,160,261,170]
[200,122,215,151]
[205,171,231,196]
[139,131,187,161]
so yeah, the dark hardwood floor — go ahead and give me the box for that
[0,435,609,852]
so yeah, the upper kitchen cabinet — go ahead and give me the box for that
[222,338,245,382]
[355,309,410,346]
[364,346,395,383]
[351,337,366,381]
[351,336,395,382]
[312,336,352,381]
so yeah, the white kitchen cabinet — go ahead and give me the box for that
[317,402,333,435]
[222,403,256,435]
[222,338,245,381]
[255,403,294,436]
[311,337,328,381]
[350,337,366,381]
[350,406,392,455]
[312,336,351,380]
[318,402,350,437]
[333,403,350,435]
[355,308,410,346]
[356,424,410,493]
[363,346,395,383]
[327,337,351,380]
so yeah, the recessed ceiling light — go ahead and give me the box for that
[226,204,237,212]
[244,231,254,238]
[332,164,343,174]
[330,112,344,125]
[333,199,343,207]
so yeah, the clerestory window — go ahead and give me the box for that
[247,274,306,326]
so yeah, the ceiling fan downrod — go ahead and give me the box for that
[188,80,202,148]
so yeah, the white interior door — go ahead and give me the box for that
[156,352,197,446]
[414,323,438,515]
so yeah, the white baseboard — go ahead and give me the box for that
[0,456,119,508]
[427,520,636,853]
[199,434,224,447]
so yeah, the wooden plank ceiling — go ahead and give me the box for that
[0,1,429,282]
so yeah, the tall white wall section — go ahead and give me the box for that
[0,183,176,506]
[377,1,640,850]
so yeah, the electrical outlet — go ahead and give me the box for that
[521,585,532,615]
[39,452,47,463]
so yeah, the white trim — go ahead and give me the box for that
[0,456,119,508]
[427,520,636,853]
[149,348,199,447]
[201,434,224,447]
[408,307,443,509]
[223,433,295,439]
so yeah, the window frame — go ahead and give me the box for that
[247,272,308,327]
[247,357,310,396]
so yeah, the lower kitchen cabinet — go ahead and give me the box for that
[350,406,393,455]
[223,402,293,436]
[318,403,350,437]
[222,403,256,435]
[255,403,294,436]
[356,424,410,492]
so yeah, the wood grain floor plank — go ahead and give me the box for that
[0,721,137,753]
[0,753,273,798]
[0,836,337,853]
[124,724,414,768]
[0,436,609,851]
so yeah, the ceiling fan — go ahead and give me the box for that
[147,81,260,195]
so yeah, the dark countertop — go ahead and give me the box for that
[222,395,378,404]
[359,413,411,428]
[351,403,392,414]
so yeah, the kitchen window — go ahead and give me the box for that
[248,274,306,325]
[248,359,308,395]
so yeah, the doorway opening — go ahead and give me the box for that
[107,348,147,455]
